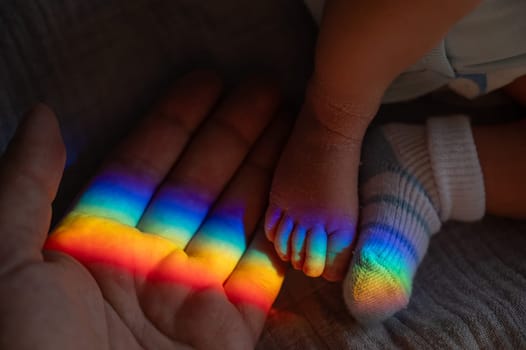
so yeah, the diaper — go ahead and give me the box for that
[304,0,526,103]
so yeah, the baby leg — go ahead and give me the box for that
[264,0,471,280]
[346,95,526,323]
[482,74,526,218]
[265,83,376,281]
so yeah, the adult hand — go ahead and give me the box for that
[0,71,291,350]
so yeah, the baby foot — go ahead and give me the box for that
[345,116,485,323]
[265,86,372,281]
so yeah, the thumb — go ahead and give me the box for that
[0,104,65,269]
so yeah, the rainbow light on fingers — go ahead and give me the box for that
[138,185,213,248]
[74,170,156,226]
[45,170,285,313]
[187,205,248,253]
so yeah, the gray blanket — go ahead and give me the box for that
[1,1,525,348]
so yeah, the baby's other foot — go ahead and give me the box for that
[345,116,484,323]
[265,85,372,281]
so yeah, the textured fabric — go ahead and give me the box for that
[344,124,443,323]
[1,1,526,349]
[344,116,485,323]
[259,216,526,350]
[427,116,485,222]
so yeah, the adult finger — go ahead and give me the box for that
[69,71,222,227]
[184,114,292,281]
[224,230,286,341]
[137,79,280,248]
[0,105,65,270]
[136,113,291,346]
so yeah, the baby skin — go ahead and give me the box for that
[266,0,526,322]
[266,0,483,280]
[265,81,374,281]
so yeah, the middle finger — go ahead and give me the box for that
[67,71,223,226]
[184,114,292,281]
[137,79,280,249]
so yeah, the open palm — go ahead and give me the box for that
[0,72,290,350]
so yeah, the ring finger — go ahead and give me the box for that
[137,79,280,249]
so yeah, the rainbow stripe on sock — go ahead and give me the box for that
[45,169,284,312]
[346,229,414,322]
[345,125,441,323]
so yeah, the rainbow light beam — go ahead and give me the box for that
[45,168,285,312]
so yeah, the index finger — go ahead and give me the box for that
[67,71,222,227]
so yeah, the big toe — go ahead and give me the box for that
[323,229,355,281]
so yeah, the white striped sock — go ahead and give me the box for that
[344,115,484,324]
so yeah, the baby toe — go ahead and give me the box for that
[264,204,284,241]
[291,225,307,270]
[274,215,294,261]
[303,226,327,277]
[323,229,355,281]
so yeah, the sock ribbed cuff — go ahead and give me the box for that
[427,115,485,222]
